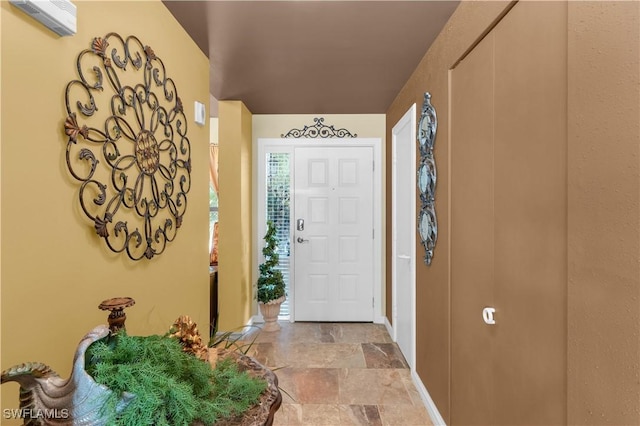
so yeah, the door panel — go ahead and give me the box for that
[451,29,496,426]
[451,2,567,425]
[492,2,567,424]
[294,146,374,321]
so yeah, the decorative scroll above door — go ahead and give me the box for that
[63,33,191,260]
[281,117,357,138]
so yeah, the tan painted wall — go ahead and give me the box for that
[217,101,253,331]
[567,2,640,424]
[252,114,386,315]
[0,0,211,421]
[386,1,640,423]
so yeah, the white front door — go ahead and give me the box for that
[392,105,416,369]
[293,146,374,321]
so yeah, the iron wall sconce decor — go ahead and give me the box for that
[64,33,191,260]
[417,92,438,265]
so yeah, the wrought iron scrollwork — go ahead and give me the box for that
[63,33,191,260]
[281,117,357,138]
[417,92,438,265]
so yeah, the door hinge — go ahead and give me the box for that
[373,161,375,172]
[372,228,375,239]
[372,297,375,308]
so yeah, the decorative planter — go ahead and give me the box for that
[204,349,281,426]
[1,325,134,426]
[259,296,285,332]
[1,300,282,426]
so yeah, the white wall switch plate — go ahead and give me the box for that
[194,101,206,126]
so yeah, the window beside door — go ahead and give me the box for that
[265,153,291,317]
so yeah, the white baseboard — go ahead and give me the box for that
[216,316,259,340]
[411,369,447,426]
[242,316,256,334]
[383,316,394,339]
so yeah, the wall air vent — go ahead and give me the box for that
[10,0,76,37]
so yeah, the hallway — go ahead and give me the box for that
[246,322,432,426]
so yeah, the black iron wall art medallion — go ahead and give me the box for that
[417,92,438,265]
[64,33,191,260]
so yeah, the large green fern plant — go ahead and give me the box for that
[256,221,286,303]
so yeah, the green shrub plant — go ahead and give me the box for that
[256,221,286,303]
[85,331,266,426]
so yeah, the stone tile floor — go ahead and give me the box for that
[243,322,433,426]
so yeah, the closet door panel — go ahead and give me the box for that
[493,2,568,425]
[450,32,495,426]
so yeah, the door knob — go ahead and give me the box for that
[296,237,309,243]
[482,307,496,325]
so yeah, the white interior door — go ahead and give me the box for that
[392,104,416,369]
[294,146,374,321]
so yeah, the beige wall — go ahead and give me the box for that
[0,0,211,420]
[386,1,639,423]
[567,2,640,424]
[217,101,253,331]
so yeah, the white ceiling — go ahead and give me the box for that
[162,1,460,116]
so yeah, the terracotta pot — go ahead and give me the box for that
[259,296,285,332]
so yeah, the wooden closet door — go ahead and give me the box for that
[450,30,496,426]
[451,2,567,425]
[492,2,567,424]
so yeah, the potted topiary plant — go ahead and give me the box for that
[257,221,286,331]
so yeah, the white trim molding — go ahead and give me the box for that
[216,316,257,340]
[391,103,417,369]
[411,370,447,426]
[383,316,393,337]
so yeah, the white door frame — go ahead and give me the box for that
[391,104,417,369]
[256,137,384,323]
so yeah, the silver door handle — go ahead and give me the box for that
[397,255,411,260]
[482,307,496,325]
[296,237,309,243]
